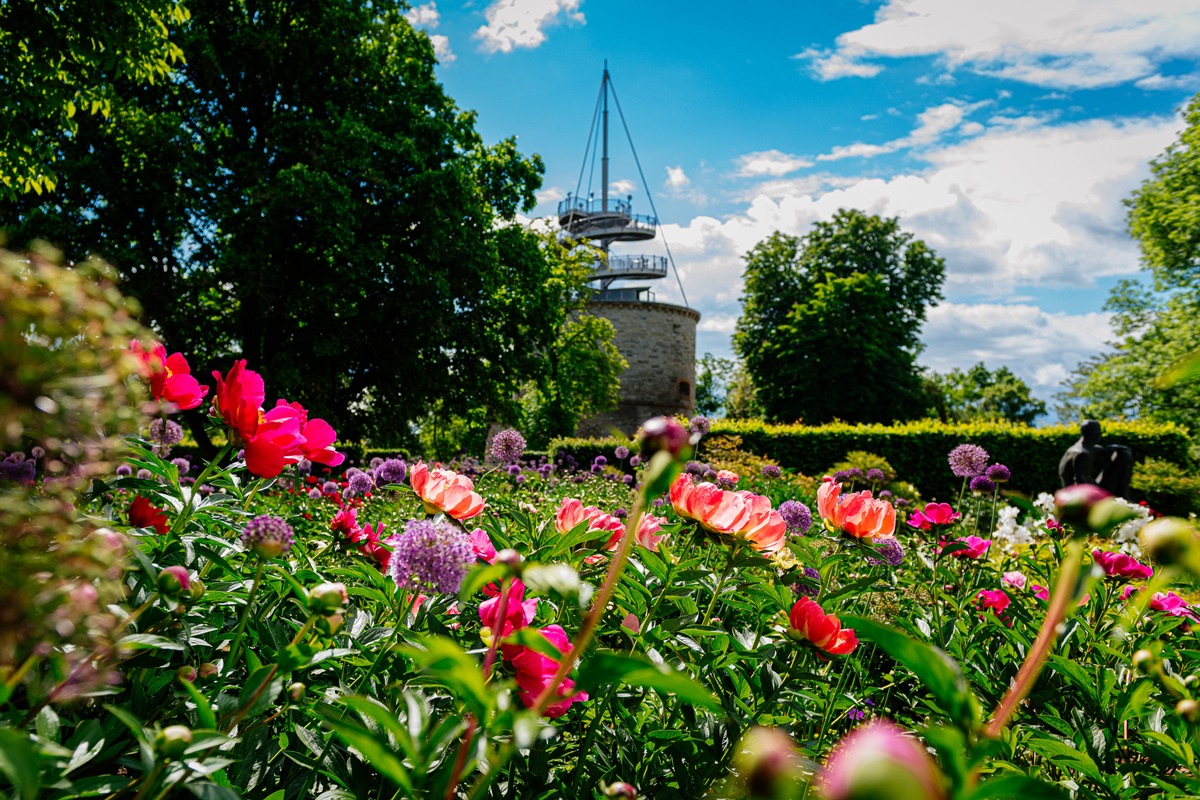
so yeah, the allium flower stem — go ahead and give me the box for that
[702,545,738,627]
[222,560,266,689]
[984,539,1084,739]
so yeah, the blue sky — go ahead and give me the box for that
[409,0,1200,414]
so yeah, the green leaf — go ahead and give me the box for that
[179,679,218,730]
[576,651,721,711]
[503,627,568,661]
[458,564,506,602]
[841,615,980,728]
[323,718,414,793]
[400,637,492,720]
[0,728,39,800]
[1023,735,1103,784]
[237,666,283,721]
[964,774,1071,800]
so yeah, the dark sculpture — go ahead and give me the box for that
[1058,419,1133,497]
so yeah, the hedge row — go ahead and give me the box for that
[550,419,1193,502]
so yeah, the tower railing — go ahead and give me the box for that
[592,254,668,281]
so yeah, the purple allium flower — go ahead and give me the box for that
[685,461,706,476]
[515,474,527,484]
[490,429,526,465]
[948,444,990,478]
[629,455,641,467]
[171,457,190,476]
[593,455,608,466]
[985,464,1011,482]
[573,474,587,484]
[322,480,339,494]
[307,487,322,499]
[377,459,407,486]
[348,472,374,495]
[689,415,711,437]
[614,445,630,460]
[136,468,153,480]
[613,508,628,519]
[296,458,312,473]
[7,452,24,462]
[116,464,133,477]
[866,537,904,567]
[779,500,812,536]
[969,475,996,493]
[149,419,184,447]
[793,566,821,598]
[879,489,893,499]
[388,518,475,594]
[370,457,384,469]
[762,464,782,479]
[866,468,885,482]
[30,446,45,459]
[590,464,602,474]
[895,498,909,508]
[345,467,363,480]
[703,469,718,481]
[507,464,522,477]
[652,496,667,508]
[242,515,295,558]
[847,467,864,480]
[832,470,850,484]
[623,474,635,486]
[342,487,353,499]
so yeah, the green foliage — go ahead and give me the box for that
[1131,457,1200,516]
[734,210,945,424]
[1127,93,1200,292]
[928,363,1047,425]
[695,353,734,417]
[0,0,189,198]
[2,0,560,444]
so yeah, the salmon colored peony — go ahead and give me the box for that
[817,477,896,541]
[130,341,210,410]
[410,462,485,521]
[670,474,751,535]
[788,596,858,656]
[734,491,787,554]
[556,498,623,539]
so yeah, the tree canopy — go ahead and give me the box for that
[927,363,1046,425]
[733,209,945,424]
[3,0,575,445]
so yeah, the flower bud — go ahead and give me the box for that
[308,582,348,615]
[197,662,219,680]
[1133,649,1160,674]
[495,548,523,570]
[316,611,344,636]
[638,416,690,459]
[176,665,198,683]
[157,566,191,597]
[187,579,206,604]
[154,725,193,759]
[289,681,306,702]
[1054,484,1112,528]
[732,726,805,799]
[1140,517,1199,568]
[602,782,638,799]
[1086,498,1142,536]
[819,721,945,800]
[1178,699,1200,723]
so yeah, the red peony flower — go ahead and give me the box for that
[1093,549,1154,581]
[130,341,210,410]
[788,596,858,656]
[129,495,169,535]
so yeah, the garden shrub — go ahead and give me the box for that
[1131,457,1200,516]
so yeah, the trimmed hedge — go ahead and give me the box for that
[551,419,1193,501]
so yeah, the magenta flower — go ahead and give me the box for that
[976,589,1011,617]
[1093,549,1154,581]
[939,536,991,559]
[908,502,960,531]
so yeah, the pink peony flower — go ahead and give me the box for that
[410,462,485,520]
[1001,571,1027,590]
[1093,549,1154,581]
[670,474,752,535]
[820,720,945,800]
[817,477,896,542]
[976,589,1011,617]
[470,528,497,564]
[939,536,991,560]
[733,491,787,554]
[511,624,589,718]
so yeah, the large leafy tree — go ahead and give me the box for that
[3,0,560,444]
[1060,93,1200,430]
[927,363,1046,425]
[0,0,188,198]
[733,210,945,424]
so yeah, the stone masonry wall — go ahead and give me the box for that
[576,300,700,438]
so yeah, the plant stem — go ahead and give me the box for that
[221,560,266,687]
[702,545,738,627]
[168,444,231,537]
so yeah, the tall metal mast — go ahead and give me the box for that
[601,62,609,214]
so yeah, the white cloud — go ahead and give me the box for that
[817,101,983,162]
[404,2,440,27]
[809,0,1200,89]
[474,0,584,54]
[698,313,739,334]
[429,34,455,63]
[609,178,636,196]
[536,185,566,204]
[665,166,690,190]
[734,149,814,177]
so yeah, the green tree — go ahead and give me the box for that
[694,353,734,418]
[927,363,1046,424]
[0,0,189,198]
[1061,92,1200,431]
[3,0,558,445]
[733,210,945,424]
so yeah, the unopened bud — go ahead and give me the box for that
[1133,649,1160,674]
[197,662,219,680]
[154,725,193,759]
[308,582,348,615]
[1178,699,1200,723]
[1140,518,1199,568]
[819,721,945,800]
[316,611,344,636]
[733,726,805,799]
[1086,498,1142,536]
[176,665,198,683]
[187,579,206,604]
[638,416,690,459]
[157,566,191,597]
[289,682,306,702]
[602,781,638,798]
[495,548,523,570]
[1054,484,1112,528]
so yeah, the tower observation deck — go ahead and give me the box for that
[562,64,700,437]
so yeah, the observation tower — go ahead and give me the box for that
[562,65,700,438]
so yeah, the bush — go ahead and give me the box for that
[1131,458,1200,516]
